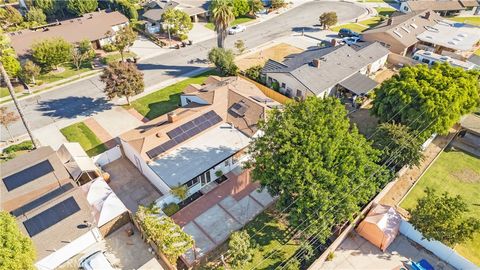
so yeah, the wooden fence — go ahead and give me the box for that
[239,75,291,104]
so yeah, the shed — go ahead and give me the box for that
[356,204,402,251]
[57,143,99,184]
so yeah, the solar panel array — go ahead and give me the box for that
[3,160,54,191]
[11,183,75,217]
[146,110,222,159]
[230,102,248,117]
[23,196,80,237]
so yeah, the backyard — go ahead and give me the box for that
[205,16,255,30]
[60,122,107,156]
[127,70,220,120]
[400,150,480,265]
[236,43,303,70]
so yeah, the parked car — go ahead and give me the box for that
[342,36,362,45]
[338,28,360,38]
[79,251,115,270]
[228,25,246,35]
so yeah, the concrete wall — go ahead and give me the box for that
[180,95,210,106]
[98,211,131,237]
[399,221,478,270]
[92,145,122,167]
[36,228,102,270]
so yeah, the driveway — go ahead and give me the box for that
[103,158,163,213]
[2,1,366,142]
[171,168,275,265]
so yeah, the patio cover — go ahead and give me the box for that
[339,73,379,96]
[57,143,98,180]
[81,178,127,227]
[356,204,402,251]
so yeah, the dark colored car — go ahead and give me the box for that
[338,28,360,38]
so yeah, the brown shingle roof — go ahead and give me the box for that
[9,10,128,57]
[406,0,465,11]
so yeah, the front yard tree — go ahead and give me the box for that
[112,25,137,61]
[208,47,238,76]
[0,54,20,77]
[162,9,193,41]
[245,64,262,82]
[100,61,144,105]
[233,0,249,17]
[71,39,95,70]
[372,122,423,169]
[0,211,36,270]
[410,188,480,246]
[66,0,98,16]
[210,0,235,48]
[0,6,23,29]
[247,97,391,240]
[228,230,252,267]
[33,0,57,17]
[372,63,480,139]
[319,12,338,29]
[25,7,47,25]
[21,60,41,85]
[0,107,19,141]
[248,0,264,16]
[32,38,72,70]
[271,0,287,10]
[234,39,246,54]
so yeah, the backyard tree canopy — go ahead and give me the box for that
[372,63,480,139]
[247,97,391,240]
[0,211,36,270]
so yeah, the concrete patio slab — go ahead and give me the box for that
[218,196,237,210]
[182,222,216,263]
[33,124,68,150]
[226,195,263,224]
[249,188,275,207]
[194,204,242,244]
[93,107,142,138]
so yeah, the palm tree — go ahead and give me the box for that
[211,0,235,48]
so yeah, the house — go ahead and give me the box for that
[412,50,477,69]
[119,76,280,208]
[0,144,128,269]
[9,10,129,57]
[399,0,480,16]
[142,0,209,33]
[452,114,480,157]
[261,42,389,100]
[362,10,441,56]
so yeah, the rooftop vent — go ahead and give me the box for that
[231,101,248,117]
[410,23,418,29]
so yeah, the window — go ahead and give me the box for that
[185,98,192,104]
[413,56,420,61]
[421,58,430,64]
[281,83,286,88]
[296,90,303,98]
[185,177,199,187]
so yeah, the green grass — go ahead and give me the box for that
[400,150,480,265]
[0,85,24,98]
[1,140,34,163]
[475,48,480,56]
[37,64,93,84]
[60,122,107,156]
[128,70,220,120]
[101,52,137,65]
[330,23,368,33]
[375,7,396,17]
[205,16,255,30]
[448,16,480,27]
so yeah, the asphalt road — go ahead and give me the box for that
[1,1,365,141]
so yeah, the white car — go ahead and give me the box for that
[79,251,115,270]
[228,25,246,35]
[342,37,361,45]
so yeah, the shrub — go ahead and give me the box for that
[326,251,335,261]
[271,81,279,91]
[245,65,262,82]
[162,203,180,216]
[3,140,34,154]
[102,43,117,52]
[215,170,224,178]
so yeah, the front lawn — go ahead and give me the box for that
[128,70,220,120]
[375,7,396,17]
[330,23,368,33]
[37,64,93,85]
[205,16,255,30]
[60,122,107,156]
[0,85,24,98]
[101,52,137,65]
[400,150,480,265]
[448,16,480,27]
[0,140,34,163]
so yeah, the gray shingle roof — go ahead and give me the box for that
[262,43,389,95]
[338,73,379,95]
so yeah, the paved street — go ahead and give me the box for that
[1,1,365,142]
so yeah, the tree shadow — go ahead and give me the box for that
[143,93,181,120]
[291,26,321,33]
[136,63,203,77]
[37,96,113,119]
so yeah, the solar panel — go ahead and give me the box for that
[146,110,223,159]
[230,102,248,117]
[3,160,54,191]
[10,183,75,217]
[23,196,80,237]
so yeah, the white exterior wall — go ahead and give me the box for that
[120,139,171,195]
[180,95,210,106]
[98,22,129,47]
[35,228,102,270]
[266,73,310,98]
[369,55,388,74]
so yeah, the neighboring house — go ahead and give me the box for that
[362,10,441,56]
[399,0,480,16]
[261,43,389,100]
[9,10,129,57]
[142,0,209,34]
[119,76,279,208]
[452,114,480,157]
[0,144,128,269]
[467,54,480,68]
[412,50,477,69]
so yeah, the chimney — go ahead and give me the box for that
[167,112,177,123]
[331,39,337,46]
[387,18,393,25]
[425,11,431,20]
[312,59,321,68]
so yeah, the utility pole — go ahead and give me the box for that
[0,62,38,148]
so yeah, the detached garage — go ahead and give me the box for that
[356,204,402,251]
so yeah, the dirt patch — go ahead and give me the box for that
[348,108,379,138]
[236,43,303,70]
[451,168,480,183]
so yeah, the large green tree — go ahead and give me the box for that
[0,6,23,30]
[0,211,36,270]
[210,0,235,48]
[228,230,252,267]
[208,47,238,76]
[25,7,47,25]
[20,60,41,84]
[319,12,338,29]
[0,32,20,77]
[66,0,98,16]
[32,38,72,70]
[162,9,193,41]
[372,122,423,169]
[247,97,391,239]
[100,61,144,105]
[248,0,264,16]
[372,63,480,139]
[71,39,95,70]
[111,25,137,61]
[409,188,480,246]
[233,0,249,17]
[33,0,65,18]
